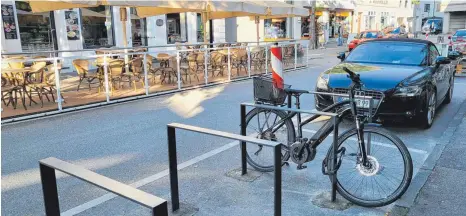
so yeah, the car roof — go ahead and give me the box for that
[455,29,466,31]
[361,38,433,46]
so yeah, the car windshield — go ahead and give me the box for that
[345,42,427,65]
[426,19,442,25]
[454,30,466,37]
[362,32,378,38]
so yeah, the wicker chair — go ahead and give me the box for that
[210,52,227,77]
[231,49,248,76]
[25,62,47,107]
[122,57,145,90]
[107,59,125,91]
[72,59,103,91]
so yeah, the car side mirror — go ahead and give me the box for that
[337,52,346,61]
[435,56,451,65]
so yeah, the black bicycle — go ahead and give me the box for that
[244,67,413,207]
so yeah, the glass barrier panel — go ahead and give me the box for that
[146,47,179,94]
[1,57,58,118]
[249,45,268,76]
[60,54,107,109]
[207,46,230,84]
[105,51,146,100]
[230,45,249,80]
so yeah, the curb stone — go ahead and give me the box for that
[388,98,466,216]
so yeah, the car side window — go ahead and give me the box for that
[429,45,439,65]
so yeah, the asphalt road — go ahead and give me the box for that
[2,49,466,216]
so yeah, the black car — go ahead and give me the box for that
[315,38,455,128]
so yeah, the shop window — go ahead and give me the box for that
[265,18,287,39]
[301,17,310,37]
[15,1,54,52]
[130,8,146,47]
[166,13,187,44]
[424,4,430,12]
[81,6,114,49]
[197,13,203,42]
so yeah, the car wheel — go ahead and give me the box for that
[418,89,436,129]
[443,78,454,104]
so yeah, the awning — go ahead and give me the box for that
[250,1,309,19]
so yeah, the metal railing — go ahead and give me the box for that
[167,123,283,216]
[1,40,310,123]
[39,157,168,216]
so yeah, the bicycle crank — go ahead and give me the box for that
[290,142,316,170]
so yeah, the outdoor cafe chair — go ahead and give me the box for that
[107,59,126,92]
[210,52,227,77]
[6,56,25,69]
[72,59,103,92]
[179,53,200,84]
[231,49,248,76]
[123,57,145,91]
[25,62,47,107]
[1,75,24,110]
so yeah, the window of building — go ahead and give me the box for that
[81,6,114,49]
[405,0,408,8]
[424,4,430,12]
[436,3,441,12]
[196,13,204,42]
[301,17,310,37]
[166,13,187,44]
[15,1,54,52]
[130,8,146,47]
[265,18,287,39]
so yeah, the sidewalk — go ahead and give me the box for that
[393,100,466,216]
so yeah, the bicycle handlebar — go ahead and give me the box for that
[342,67,362,86]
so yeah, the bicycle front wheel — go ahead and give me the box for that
[244,108,295,172]
[326,125,413,207]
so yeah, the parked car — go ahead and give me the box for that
[348,30,384,51]
[451,29,466,43]
[386,27,409,38]
[315,39,455,128]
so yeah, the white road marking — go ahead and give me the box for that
[61,140,239,215]
[301,128,428,155]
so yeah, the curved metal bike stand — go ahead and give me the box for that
[167,123,283,216]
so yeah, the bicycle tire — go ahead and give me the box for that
[325,125,413,207]
[243,108,296,172]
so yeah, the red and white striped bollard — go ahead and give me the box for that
[270,44,284,89]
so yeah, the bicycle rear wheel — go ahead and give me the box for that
[244,108,295,172]
[326,125,413,207]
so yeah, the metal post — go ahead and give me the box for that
[294,42,298,69]
[240,104,247,175]
[167,126,180,212]
[331,116,339,202]
[247,46,251,77]
[103,54,110,102]
[204,48,208,85]
[40,164,60,216]
[152,202,169,216]
[265,45,269,74]
[227,47,231,81]
[176,51,181,90]
[143,53,149,96]
[53,58,62,111]
[274,144,282,216]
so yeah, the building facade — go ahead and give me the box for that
[412,0,444,33]
[440,0,466,33]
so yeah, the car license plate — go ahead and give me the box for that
[336,97,372,108]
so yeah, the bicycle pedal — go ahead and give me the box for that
[297,164,307,170]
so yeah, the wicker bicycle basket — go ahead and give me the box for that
[253,77,290,105]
